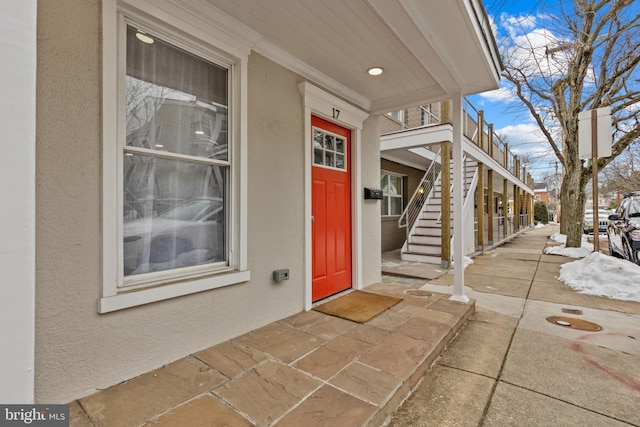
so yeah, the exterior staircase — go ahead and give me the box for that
[400,157,478,264]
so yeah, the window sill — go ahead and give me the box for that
[98,269,250,313]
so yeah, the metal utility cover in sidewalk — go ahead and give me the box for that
[546,316,603,332]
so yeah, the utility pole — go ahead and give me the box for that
[555,161,560,222]
[591,110,599,252]
[579,106,611,253]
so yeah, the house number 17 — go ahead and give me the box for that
[332,108,340,119]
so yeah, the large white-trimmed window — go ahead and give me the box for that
[122,22,230,283]
[100,7,249,313]
[381,171,404,216]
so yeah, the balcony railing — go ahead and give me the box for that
[381,98,534,190]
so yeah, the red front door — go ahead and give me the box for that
[311,116,352,301]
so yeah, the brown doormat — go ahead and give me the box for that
[313,290,402,323]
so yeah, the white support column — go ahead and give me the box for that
[0,0,37,403]
[451,95,469,303]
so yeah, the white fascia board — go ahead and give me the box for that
[381,124,453,151]
[463,0,502,79]
[394,0,500,95]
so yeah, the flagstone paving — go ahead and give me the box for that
[71,289,474,426]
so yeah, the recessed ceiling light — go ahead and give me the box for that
[135,31,154,44]
[367,67,384,76]
[154,144,164,148]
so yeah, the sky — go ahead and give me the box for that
[467,0,567,183]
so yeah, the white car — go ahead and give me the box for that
[582,208,611,234]
[123,198,224,276]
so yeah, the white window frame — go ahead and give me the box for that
[100,0,250,313]
[312,127,348,172]
[385,110,404,123]
[381,171,404,217]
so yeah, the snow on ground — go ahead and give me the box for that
[543,230,640,302]
[451,256,474,269]
[558,252,640,302]
[544,232,594,258]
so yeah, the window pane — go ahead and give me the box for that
[325,151,335,167]
[390,197,402,215]
[126,25,228,161]
[335,138,344,154]
[325,135,334,150]
[123,154,226,276]
[313,130,323,148]
[388,175,401,196]
[381,196,389,216]
[335,154,344,169]
[314,148,324,165]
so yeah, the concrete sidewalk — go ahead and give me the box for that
[387,225,640,426]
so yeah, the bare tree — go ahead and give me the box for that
[499,0,640,247]
[600,142,640,195]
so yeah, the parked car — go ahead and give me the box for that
[582,208,611,234]
[607,193,640,265]
[123,197,225,276]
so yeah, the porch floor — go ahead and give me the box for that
[382,248,451,280]
[69,282,474,427]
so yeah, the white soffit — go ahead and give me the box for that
[205,0,500,112]
[382,147,439,171]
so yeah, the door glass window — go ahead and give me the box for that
[313,127,346,171]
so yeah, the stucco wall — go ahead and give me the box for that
[361,115,382,286]
[35,1,380,403]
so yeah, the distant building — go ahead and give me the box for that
[534,182,549,203]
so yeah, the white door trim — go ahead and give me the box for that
[299,82,369,310]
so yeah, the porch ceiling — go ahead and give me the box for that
[206,0,501,113]
[382,147,438,171]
